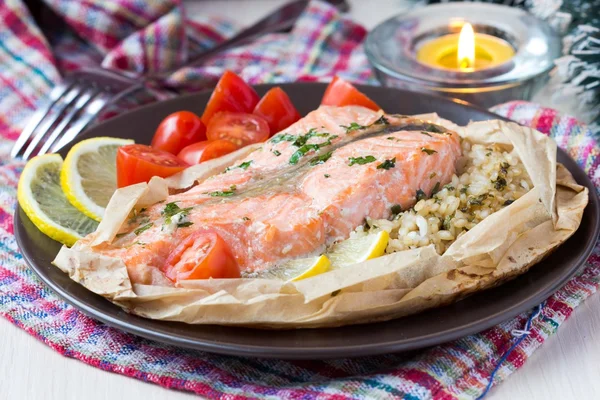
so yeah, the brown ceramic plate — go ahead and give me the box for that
[14,83,600,359]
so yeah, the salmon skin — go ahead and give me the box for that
[97,106,462,282]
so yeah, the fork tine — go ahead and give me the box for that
[37,87,99,156]
[51,91,110,153]
[11,81,73,159]
[21,85,84,160]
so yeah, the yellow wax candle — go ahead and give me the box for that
[416,23,515,71]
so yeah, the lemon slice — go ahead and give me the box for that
[253,254,331,282]
[61,137,133,221]
[328,230,390,268]
[18,154,99,247]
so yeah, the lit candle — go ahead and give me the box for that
[416,23,515,71]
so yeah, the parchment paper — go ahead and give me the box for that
[53,117,589,328]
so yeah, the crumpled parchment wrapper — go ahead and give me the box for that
[53,117,589,328]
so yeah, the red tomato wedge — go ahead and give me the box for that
[321,76,380,111]
[200,71,260,125]
[151,111,207,155]
[163,230,241,281]
[253,87,301,135]
[116,144,188,188]
[177,139,238,165]
[206,112,270,147]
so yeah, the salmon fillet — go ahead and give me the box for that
[94,106,462,282]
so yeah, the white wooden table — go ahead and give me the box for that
[2,1,599,399]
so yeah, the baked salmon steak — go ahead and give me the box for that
[79,106,462,285]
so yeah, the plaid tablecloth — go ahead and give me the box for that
[1,1,599,399]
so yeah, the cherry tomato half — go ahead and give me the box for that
[116,144,189,187]
[253,87,301,135]
[163,230,240,281]
[200,70,260,125]
[177,139,239,165]
[206,112,270,147]
[321,76,380,111]
[151,111,207,155]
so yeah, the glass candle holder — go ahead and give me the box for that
[364,3,562,108]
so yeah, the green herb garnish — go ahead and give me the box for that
[460,185,469,194]
[269,133,296,144]
[492,176,507,191]
[115,232,128,238]
[429,172,437,179]
[134,223,153,236]
[421,131,432,137]
[443,214,454,230]
[432,181,440,194]
[272,150,281,156]
[207,185,237,197]
[310,151,333,166]
[376,157,396,170]
[324,174,331,178]
[177,221,194,228]
[373,116,389,125]
[390,204,402,215]
[348,155,376,166]
[242,216,250,221]
[503,199,514,206]
[226,160,253,172]
[288,134,337,165]
[468,194,488,206]
[421,147,437,155]
[416,189,427,201]
[340,122,366,133]
[444,184,455,191]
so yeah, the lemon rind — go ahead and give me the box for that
[61,137,133,221]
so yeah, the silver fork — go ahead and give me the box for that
[11,68,147,160]
[12,0,350,160]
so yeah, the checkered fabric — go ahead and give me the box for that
[1,0,599,398]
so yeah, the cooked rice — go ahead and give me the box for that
[359,139,533,255]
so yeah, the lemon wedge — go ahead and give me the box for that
[18,154,99,246]
[253,254,331,282]
[61,137,133,221]
[328,230,390,268]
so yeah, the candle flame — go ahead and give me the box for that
[457,23,475,69]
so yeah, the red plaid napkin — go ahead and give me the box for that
[1,1,599,399]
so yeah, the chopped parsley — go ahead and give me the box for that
[377,157,396,170]
[423,123,445,133]
[421,147,437,155]
[468,194,488,206]
[324,174,331,178]
[340,122,366,133]
[269,133,296,144]
[291,128,329,147]
[432,181,440,194]
[429,172,437,179]
[161,202,194,227]
[492,176,507,190]
[421,131,432,137]
[460,185,469,194]
[242,216,250,221]
[443,214,454,230]
[348,155,376,166]
[272,150,281,156]
[390,204,402,215]
[444,184,455,191]
[134,223,153,236]
[289,135,337,165]
[416,189,427,201]
[226,160,253,172]
[503,199,515,206]
[372,115,389,125]
[115,232,128,238]
[207,185,237,197]
[309,151,333,166]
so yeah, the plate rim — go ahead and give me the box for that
[14,83,600,359]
